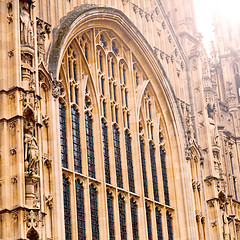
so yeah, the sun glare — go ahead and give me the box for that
[194,0,240,52]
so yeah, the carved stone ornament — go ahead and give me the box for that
[121,0,129,5]
[20,2,33,46]
[24,120,39,175]
[10,147,17,155]
[11,175,18,184]
[52,79,61,98]
[46,195,53,209]
[24,210,43,229]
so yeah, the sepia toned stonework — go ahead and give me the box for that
[0,0,240,239]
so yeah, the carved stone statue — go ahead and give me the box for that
[24,121,39,174]
[20,3,33,45]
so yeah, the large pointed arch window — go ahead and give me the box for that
[58,26,177,240]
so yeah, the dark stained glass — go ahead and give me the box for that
[75,87,78,105]
[107,190,115,240]
[63,175,71,240]
[123,67,126,85]
[113,84,117,101]
[149,142,159,202]
[111,59,115,78]
[102,120,111,184]
[148,102,152,119]
[101,76,105,96]
[73,61,77,82]
[118,195,127,240]
[130,199,139,240]
[75,180,86,239]
[140,138,148,198]
[160,147,170,205]
[125,90,128,108]
[99,52,103,72]
[68,58,71,79]
[113,125,123,188]
[70,84,73,102]
[115,107,118,123]
[127,112,130,129]
[135,73,139,86]
[85,112,95,178]
[59,101,68,168]
[71,107,81,173]
[85,44,88,61]
[166,211,173,240]
[155,208,163,240]
[90,185,99,240]
[112,41,118,55]
[103,101,106,118]
[100,34,106,48]
[146,204,152,240]
[125,131,135,193]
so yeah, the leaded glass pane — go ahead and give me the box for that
[160,147,170,205]
[63,175,71,240]
[71,107,82,173]
[59,101,68,168]
[123,67,126,85]
[112,41,118,55]
[107,190,115,240]
[149,142,159,202]
[85,112,95,178]
[166,211,173,240]
[130,199,139,240]
[90,185,99,240]
[85,44,88,61]
[125,90,128,108]
[101,77,105,96]
[75,180,86,239]
[99,52,103,72]
[125,131,135,193]
[73,61,77,81]
[113,84,117,102]
[75,87,78,105]
[111,59,115,78]
[146,204,152,240]
[113,126,123,188]
[118,195,127,240]
[155,208,163,240]
[102,120,111,184]
[140,138,148,198]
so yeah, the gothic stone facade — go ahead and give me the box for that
[0,0,240,239]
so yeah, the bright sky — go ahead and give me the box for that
[194,0,240,53]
